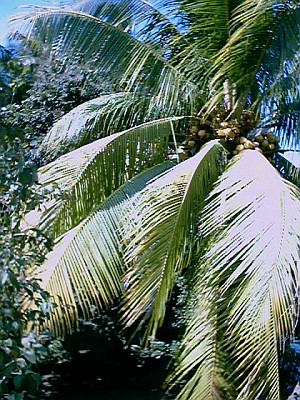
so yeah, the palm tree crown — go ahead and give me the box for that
[13,1,300,398]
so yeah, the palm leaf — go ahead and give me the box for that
[39,92,139,158]
[74,0,183,44]
[27,162,174,336]
[166,265,232,400]
[122,140,227,341]
[200,150,300,399]
[180,0,241,55]
[206,0,300,117]
[27,117,182,239]
[277,151,300,187]
[9,6,198,116]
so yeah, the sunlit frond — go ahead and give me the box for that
[167,267,232,400]
[28,117,182,239]
[74,0,183,46]
[200,150,300,399]
[122,140,227,340]
[28,162,174,336]
[206,0,300,117]
[10,7,198,115]
[39,93,138,158]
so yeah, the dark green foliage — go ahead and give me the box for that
[1,55,111,154]
[0,127,56,398]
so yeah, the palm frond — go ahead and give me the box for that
[28,117,182,239]
[166,267,231,400]
[200,150,300,399]
[276,151,300,187]
[39,93,138,158]
[163,0,242,94]
[28,162,174,336]
[206,0,300,117]
[10,7,199,115]
[74,0,183,45]
[180,0,241,55]
[122,140,227,341]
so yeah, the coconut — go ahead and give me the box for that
[239,136,247,144]
[217,129,226,137]
[223,128,233,136]
[261,140,269,148]
[178,147,189,161]
[233,150,238,155]
[252,141,260,148]
[188,140,196,148]
[236,144,244,152]
[244,140,254,149]
[190,126,198,134]
[198,130,206,138]
[220,121,229,128]
[255,134,264,142]
[268,143,275,150]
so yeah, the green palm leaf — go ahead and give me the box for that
[200,150,300,399]
[39,93,138,158]
[10,7,198,116]
[27,117,182,239]
[122,140,227,341]
[207,0,300,117]
[277,151,300,187]
[74,0,183,44]
[29,162,174,336]
[166,264,232,400]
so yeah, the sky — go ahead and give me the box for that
[0,0,57,45]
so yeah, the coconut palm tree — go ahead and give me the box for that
[13,0,300,398]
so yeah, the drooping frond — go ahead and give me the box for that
[206,0,300,117]
[122,140,227,341]
[167,0,243,94]
[180,0,241,56]
[277,151,300,187]
[27,162,174,336]
[259,55,300,133]
[27,117,182,239]
[10,6,199,115]
[74,0,183,47]
[200,150,300,399]
[39,93,139,158]
[166,262,232,400]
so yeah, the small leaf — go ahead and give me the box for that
[16,358,27,369]
[13,374,24,392]
[0,271,8,286]
[8,271,20,290]
[23,348,37,364]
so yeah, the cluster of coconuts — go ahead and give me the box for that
[233,131,280,155]
[178,120,212,159]
[188,122,211,144]
[233,136,258,154]
[176,110,279,161]
[215,121,240,139]
[214,110,256,141]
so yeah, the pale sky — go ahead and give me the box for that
[0,0,58,45]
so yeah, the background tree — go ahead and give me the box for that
[10,1,300,399]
